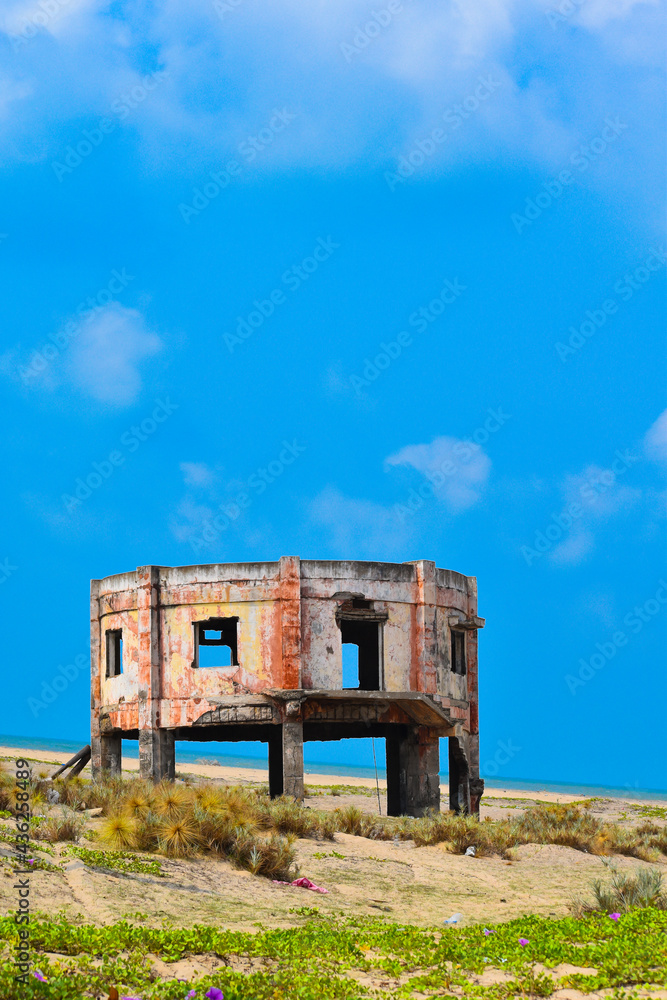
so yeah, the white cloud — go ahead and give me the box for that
[170,495,216,544]
[574,0,659,31]
[309,485,414,558]
[644,408,667,462]
[559,463,641,519]
[67,303,162,406]
[545,458,642,565]
[550,527,595,565]
[385,435,492,510]
[1,0,104,40]
[0,76,31,119]
[0,0,661,201]
[180,461,217,487]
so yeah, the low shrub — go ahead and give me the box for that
[99,814,138,850]
[156,816,202,858]
[574,864,667,915]
[33,810,85,844]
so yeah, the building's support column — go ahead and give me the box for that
[139,729,175,783]
[385,728,402,817]
[386,726,440,817]
[282,720,304,801]
[90,579,103,779]
[137,566,171,782]
[99,732,122,777]
[470,777,485,817]
[280,556,301,690]
[268,728,284,798]
[448,735,471,814]
[465,577,483,816]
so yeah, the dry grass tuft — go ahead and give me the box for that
[123,790,153,818]
[157,816,202,858]
[33,810,85,844]
[153,782,191,819]
[231,831,297,880]
[267,797,336,840]
[99,814,138,850]
[573,863,667,915]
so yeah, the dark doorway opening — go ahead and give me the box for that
[339,618,381,690]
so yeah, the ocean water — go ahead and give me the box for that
[2,733,665,800]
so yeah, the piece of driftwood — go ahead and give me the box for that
[51,744,91,781]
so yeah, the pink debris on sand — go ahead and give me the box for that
[272,876,329,893]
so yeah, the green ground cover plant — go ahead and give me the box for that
[62,846,166,877]
[0,908,664,998]
[632,804,667,820]
[305,784,374,797]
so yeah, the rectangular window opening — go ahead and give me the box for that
[105,629,123,677]
[194,617,238,668]
[340,619,382,690]
[451,629,466,676]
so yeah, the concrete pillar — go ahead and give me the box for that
[282,720,304,800]
[139,729,175,783]
[280,556,301,690]
[448,735,471,814]
[268,728,284,797]
[137,565,171,783]
[386,726,440,817]
[465,576,483,816]
[99,732,122,777]
[90,579,103,779]
[470,777,484,816]
[267,720,304,800]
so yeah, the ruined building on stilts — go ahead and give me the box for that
[91,559,484,816]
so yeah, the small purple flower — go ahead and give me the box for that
[27,858,36,865]
[519,938,529,947]
[205,990,224,1000]
[483,928,494,936]
[33,970,47,982]
[610,912,621,921]
[186,992,197,999]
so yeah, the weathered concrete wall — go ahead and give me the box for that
[92,559,479,720]
[91,557,483,812]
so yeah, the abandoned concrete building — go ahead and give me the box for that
[91,558,484,816]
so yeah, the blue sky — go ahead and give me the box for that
[0,0,665,791]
